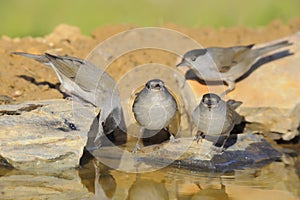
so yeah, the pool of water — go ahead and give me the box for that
[1,152,299,199]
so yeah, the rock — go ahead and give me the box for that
[239,106,300,140]
[0,169,93,199]
[92,133,282,172]
[142,133,281,172]
[0,95,13,105]
[183,31,300,140]
[0,99,99,171]
[92,153,300,199]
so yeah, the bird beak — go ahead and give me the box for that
[154,84,161,90]
[204,100,213,109]
[206,102,212,108]
[176,59,188,67]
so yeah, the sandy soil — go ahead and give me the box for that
[1,19,300,104]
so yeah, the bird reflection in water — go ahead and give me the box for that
[78,159,116,199]
[126,178,169,200]
[190,183,229,200]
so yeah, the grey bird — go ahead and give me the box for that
[12,52,126,150]
[192,93,242,154]
[132,79,177,152]
[177,40,292,96]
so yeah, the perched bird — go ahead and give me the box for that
[192,93,242,153]
[132,79,177,152]
[12,52,126,150]
[177,40,292,95]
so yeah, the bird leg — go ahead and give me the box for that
[65,96,73,101]
[219,135,229,153]
[133,127,145,153]
[164,127,179,143]
[220,79,235,97]
[169,134,176,143]
[211,135,228,154]
[193,131,205,143]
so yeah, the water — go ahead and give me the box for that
[1,153,299,199]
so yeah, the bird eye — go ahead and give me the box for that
[191,56,197,61]
[146,83,150,89]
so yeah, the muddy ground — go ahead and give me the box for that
[1,19,300,104]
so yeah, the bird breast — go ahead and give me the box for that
[193,105,234,136]
[133,91,176,130]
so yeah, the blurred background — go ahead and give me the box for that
[1,0,300,37]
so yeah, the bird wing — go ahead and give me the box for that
[207,44,254,73]
[227,99,243,125]
[230,44,254,64]
[44,53,98,92]
[44,53,80,80]
[132,88,146,112]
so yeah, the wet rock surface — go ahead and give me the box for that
[137,133,282,172]
[0,169,94,199]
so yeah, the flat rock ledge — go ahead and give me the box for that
[92,133,282,173]
[0,99,98,171]
[0,99,283,172]
[137,133,282,172]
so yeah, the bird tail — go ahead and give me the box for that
[12,52,81,81]
[11,52,50,65]
[257,40,292,55]
[12,52,73,91]
[227,99,242,110]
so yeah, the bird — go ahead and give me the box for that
[192,93,242,154]
[177,40,292,96]
[12,52,126,150]
[132,79,178,152]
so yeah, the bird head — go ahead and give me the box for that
[176,49,207,67]
[201,93,221,109]
[145,79,165,92]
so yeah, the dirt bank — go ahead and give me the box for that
[1,19,300,104]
